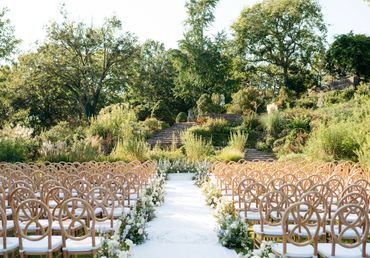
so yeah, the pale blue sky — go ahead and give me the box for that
[2,0,370,52]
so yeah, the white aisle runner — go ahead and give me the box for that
[132,173,237,258]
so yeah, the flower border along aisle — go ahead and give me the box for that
[195,167,276,258]
[98,171,166,258]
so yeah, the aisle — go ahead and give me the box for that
[132,173,236,258]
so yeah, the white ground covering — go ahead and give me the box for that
[132,173,237,258]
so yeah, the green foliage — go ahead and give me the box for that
[228,87,265,114]
[140,118,168,138]
[0,125,38,162]
[326,32,370,80]
[260,112,286,138]
[228,130,248,152]
[172,0,235,104]
[0,8,20,61]
[149,145,185,161]
[232,0,326,92]
[305,122,360,161]
[181,131,214,161]
[89,104,138,153]
[196,93,224,115]
[40,121,85,144]
[355,135,370,168]
[176,112,188,123]
[111,137,149,162]
[189,118,230,146]
[216,147,244,162]
[324,88,356,105]
[150,100,175,124]
[42,15,139,118]
[0,138,32,162]
[126,40,178,120]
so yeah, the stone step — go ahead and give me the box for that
[147,122,196,147]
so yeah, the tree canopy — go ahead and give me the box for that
[172,0,235,105]
[0,8,20,61]
[326,32,370,80]
[232,0,327,93]
[40,16,139,119]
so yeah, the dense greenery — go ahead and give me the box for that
[0,0,369,166]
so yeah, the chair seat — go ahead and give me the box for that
[21,236,62,253]
[253,224,283,236]
[272,243,316,258]
[6,209,12,217]
[106,207,130,218]
[20,220,49,231]
[95,220,118,233]
[239,211,260,221]
[51,219,82,231]
[288,224,325,237]
[318,243,363,258]
[63,237,103,252]
[0,220,14,231]
[325,225,366,239]
[0,237,19,254]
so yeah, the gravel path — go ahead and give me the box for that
[132,173,237,258]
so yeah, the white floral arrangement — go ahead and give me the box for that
[98,220,134,258]
[215,198,252,250]
[98,172,166,257]
[237,241,277,258]
[201,181,222,208]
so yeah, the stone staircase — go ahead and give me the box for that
[244,148,276,161]
[147,122,196,148]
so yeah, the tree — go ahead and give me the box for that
[0,8,20,61]
[126,40,179,120]
[39,15,139,119]
[172,0,235,105]
[232,0,326,93]
[4,52,80,130]
[325,32,370,80]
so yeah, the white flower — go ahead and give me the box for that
[118,250,129,258]
[125,239,134,248]
[138,228,143,235]
[268,253,277,258]
[253,249,262,256]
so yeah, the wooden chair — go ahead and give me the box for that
[318,204,369,258]
[59,198,103,257]
[14,199,62,258]
[0,206,18,258]
[272,201,321,257]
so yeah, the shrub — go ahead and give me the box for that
[216,147,244,162]
[181,131,214,161]
[355,135,370,168]
[151,100,174,124]
[189,118,230,147]
[89,104,138,153]
[242,112,260,130]
[260,112,286,138]
[288,116,311,132]
[40,121,83,144]
[0,124,38,162]
[305,122,360,161]
[196,94,223,115]
[111,137,149,162]
[149,145,184,161]
[227,87,265,114]
[256,141,270,152]
[175,112,187,123]
[0,138,31,162]
[140,118,168,138]
[228,130,248,152]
